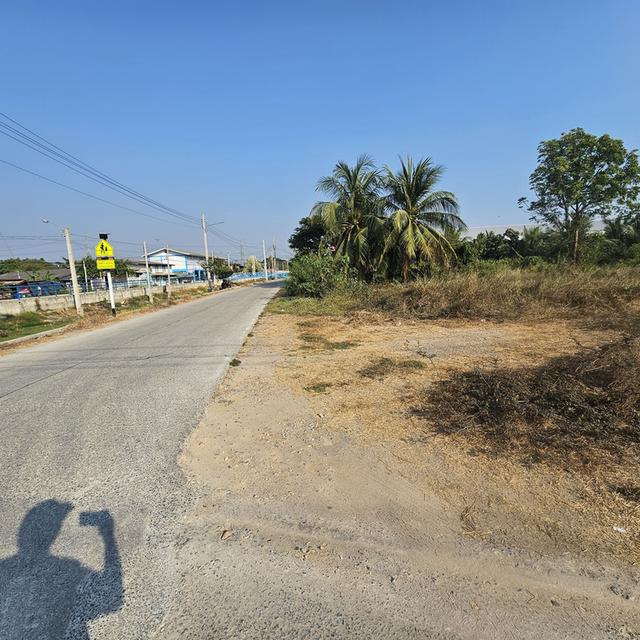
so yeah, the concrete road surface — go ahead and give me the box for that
[0,283,279,639]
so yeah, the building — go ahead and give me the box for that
[0,269,71,298]
[144,247,207,284]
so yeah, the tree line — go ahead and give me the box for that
[289,128,640,284]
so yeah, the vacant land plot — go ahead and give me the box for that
[268,310,639,565]
[172,304,639,638]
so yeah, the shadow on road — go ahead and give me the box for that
[0,500,123,639]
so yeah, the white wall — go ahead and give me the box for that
[0,282,213,315]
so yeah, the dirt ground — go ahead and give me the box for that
[170,312,639,639]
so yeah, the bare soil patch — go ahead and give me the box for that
[270,312,639,565]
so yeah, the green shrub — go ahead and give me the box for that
[626,244,640,265]
[285,253,351,297]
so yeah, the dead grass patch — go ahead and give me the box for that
[419,332,639,471]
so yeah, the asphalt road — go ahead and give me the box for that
[0,283,279,639]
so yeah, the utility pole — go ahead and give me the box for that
[262,240,268,281]
[143,240,153,303]
[82,237,89,292]
[63,227,84,316]
[82,260,89,292]
[240,242,244,266]
[227,253,230,267]
[201,212,212,291]
[273,237,277,276]
[165,251,172,298]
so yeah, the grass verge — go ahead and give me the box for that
[0,312,72,342]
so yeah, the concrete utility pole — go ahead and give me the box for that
[273,238,277,276]
[165,251,172,299]
[201,212,212,291]
[63,227,84,316]
[227,254,230,267]
[240,242,244,266]
[82,260,89,292]
[143,240,153,303]
[262,240,268,281]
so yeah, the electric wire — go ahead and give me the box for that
[0,113,200,225]
[0,158,200,227]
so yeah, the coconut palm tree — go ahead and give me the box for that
[311,154,384,279]
[383,156,466,281]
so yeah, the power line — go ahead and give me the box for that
[0,112,195,222]
[0,124,197,225]
[0,158,200,227]
[0,113,267,255]
[0,113,200,225]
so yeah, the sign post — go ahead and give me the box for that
[96,234,116,316]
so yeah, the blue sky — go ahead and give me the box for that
[1,0,638,261]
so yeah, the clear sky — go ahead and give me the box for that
[1,0,638,261]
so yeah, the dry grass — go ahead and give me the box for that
[270,266,640,562]
[266,310,640,563]
[270,266,640,323]
[419,332,639,473]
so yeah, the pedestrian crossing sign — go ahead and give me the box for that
[95,240,114,258]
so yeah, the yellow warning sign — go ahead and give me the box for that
[95,240,114,258]
[96,257,115,270]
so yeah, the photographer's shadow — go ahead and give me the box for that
[0,500,123,639]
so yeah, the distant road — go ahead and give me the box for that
[0,283,280,639]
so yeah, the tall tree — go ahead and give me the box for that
[311,154,384,279]
[519,128,640,262]
[383,157,465,281]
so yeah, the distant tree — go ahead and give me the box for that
[77,256,132,278]
[0,257,60,275]
[243,255,262,273]
[470,230,518,261]
[288,215,326,254]
[201,257,232,280]
[519,128,640,262]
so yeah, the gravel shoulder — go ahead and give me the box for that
[167,312,639,639]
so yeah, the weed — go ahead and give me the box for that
[230,358,241,367]
[299,332,358,351]
[300,333,323,343]
[360,357,425,379]
[304,382,332,393]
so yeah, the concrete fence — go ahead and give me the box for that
[0,282,210,315]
